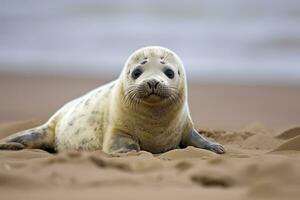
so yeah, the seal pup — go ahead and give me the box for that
[0,46,225,154]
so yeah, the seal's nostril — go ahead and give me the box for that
[154,81,159,89]
[147,79,159,89]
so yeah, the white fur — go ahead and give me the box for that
[45,46,193,153]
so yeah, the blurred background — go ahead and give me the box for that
[0,0,299,130]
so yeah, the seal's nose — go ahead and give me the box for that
[147,79,159,90]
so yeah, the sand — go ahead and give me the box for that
[0,74,299,200]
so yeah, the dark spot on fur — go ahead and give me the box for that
[84,99,91,106]
[81,138,89,145]
[75,129,81,135]
[42,128,47,133]
[160,61,166,64]
[108,84,114,90]
[68,118,76,126]
[79,99,85,104]
[88,116,96,125]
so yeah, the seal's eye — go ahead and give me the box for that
[164,68,175,79]
[131,68,143,79]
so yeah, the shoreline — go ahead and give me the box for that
[0,73,299,130]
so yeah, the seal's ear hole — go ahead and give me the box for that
[178,70,180,76]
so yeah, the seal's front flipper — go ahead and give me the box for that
[182,128,225,154]
[0,126,55,153]
[104,134,140,154]
[0,142,25,150]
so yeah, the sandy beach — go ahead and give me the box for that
[0,74,299,200]
[1,0,300,199]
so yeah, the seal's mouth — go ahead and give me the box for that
[124,84,180,107]
[145,91,160,97]
[142,91,164,103]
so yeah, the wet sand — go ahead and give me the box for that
[0,74,299,200]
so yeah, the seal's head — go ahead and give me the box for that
[121,46,187,107]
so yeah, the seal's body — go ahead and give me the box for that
[0,46,225,154]
[55,81,115,152]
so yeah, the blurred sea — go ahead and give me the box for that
[0,0,300,85]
